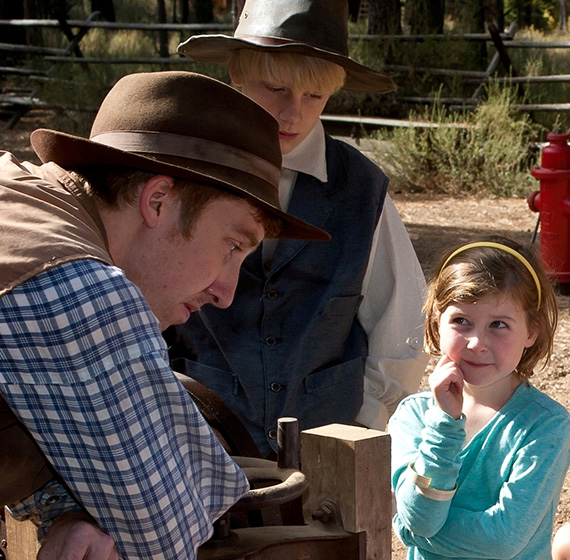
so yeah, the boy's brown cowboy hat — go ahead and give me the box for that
[177,0,396,93]
[30,71,329,241]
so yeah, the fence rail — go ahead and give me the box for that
[1,16,569,130]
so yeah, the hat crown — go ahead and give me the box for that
[236,0,349,56]
[90,71,281,170]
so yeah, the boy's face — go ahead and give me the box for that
[236,79,330,155]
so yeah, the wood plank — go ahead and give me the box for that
[5,510,40,560]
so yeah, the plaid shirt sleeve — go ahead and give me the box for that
[0,259,249,559]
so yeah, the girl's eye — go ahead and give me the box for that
[491,320,508,329]
[451,316,468,325]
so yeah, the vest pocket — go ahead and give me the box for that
[303,356,365,394]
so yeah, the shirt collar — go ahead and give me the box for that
[282,120,328,183]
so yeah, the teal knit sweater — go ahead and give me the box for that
[389,384,570,559]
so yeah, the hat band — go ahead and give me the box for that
[235,34,347,57]
[90,131,280,188]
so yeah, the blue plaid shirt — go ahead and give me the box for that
[0,259,249,559]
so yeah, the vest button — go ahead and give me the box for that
[268,428,277,440]
[266,290,278,301]
[269,381,282,393]
[265,336,277,346]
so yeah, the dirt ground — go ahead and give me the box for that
[2,115,570,558]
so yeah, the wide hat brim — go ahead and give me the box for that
[31,128,330,242]
[178,35,397,94]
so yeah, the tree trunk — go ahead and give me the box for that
[157,0,169,57]
[483,0,504,30]
[559,0,568,32]
[368,0,402,35]
[232,0,245,28]
[0,0,26,44]
[91,0,115,21]
[180,0,189,23]
[404,0,444,35]
[194,0,213,23]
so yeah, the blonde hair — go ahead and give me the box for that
[229,49,346,96]
[424,236,558,382]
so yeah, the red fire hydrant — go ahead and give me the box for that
[528,131,570,285]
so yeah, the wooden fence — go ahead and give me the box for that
[1,15,570,131]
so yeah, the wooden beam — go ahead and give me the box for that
[301,424,391,560]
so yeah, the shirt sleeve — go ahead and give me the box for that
[356,195,430,429]
[0,260,249,559]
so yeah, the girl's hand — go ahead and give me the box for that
[429,355,464,419]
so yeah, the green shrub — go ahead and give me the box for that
[372,82,540,198]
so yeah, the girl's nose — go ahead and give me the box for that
[466,332,487,351]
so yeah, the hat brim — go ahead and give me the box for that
[178,35,397,94]
[30,128,330,242]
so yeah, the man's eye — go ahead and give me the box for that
[230,242,240,252]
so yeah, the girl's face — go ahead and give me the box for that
[233,78,330,155]
[438,294,538,389]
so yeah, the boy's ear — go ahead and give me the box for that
[228,66,243,87]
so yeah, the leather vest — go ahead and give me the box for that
[169,137,387,456]
[0,153,112,506]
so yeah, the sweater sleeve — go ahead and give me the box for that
[390,396,465,537]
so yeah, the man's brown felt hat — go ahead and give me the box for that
[31,71,329,241]
[178,0,396,94]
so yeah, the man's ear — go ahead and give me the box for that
[139,175,175,228]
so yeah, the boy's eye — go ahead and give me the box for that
[309,93,323,100]
[451,316,468,325]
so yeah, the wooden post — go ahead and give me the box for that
[301,424,391,560]
[4,509,40,560]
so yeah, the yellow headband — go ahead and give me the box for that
[440,241,542,310]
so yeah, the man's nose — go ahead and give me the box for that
[207,270,240,309]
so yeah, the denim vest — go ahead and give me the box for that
[169,136,387,456]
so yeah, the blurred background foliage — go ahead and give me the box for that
[1,0,569,196]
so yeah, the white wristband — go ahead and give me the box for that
[406,462,457,502]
